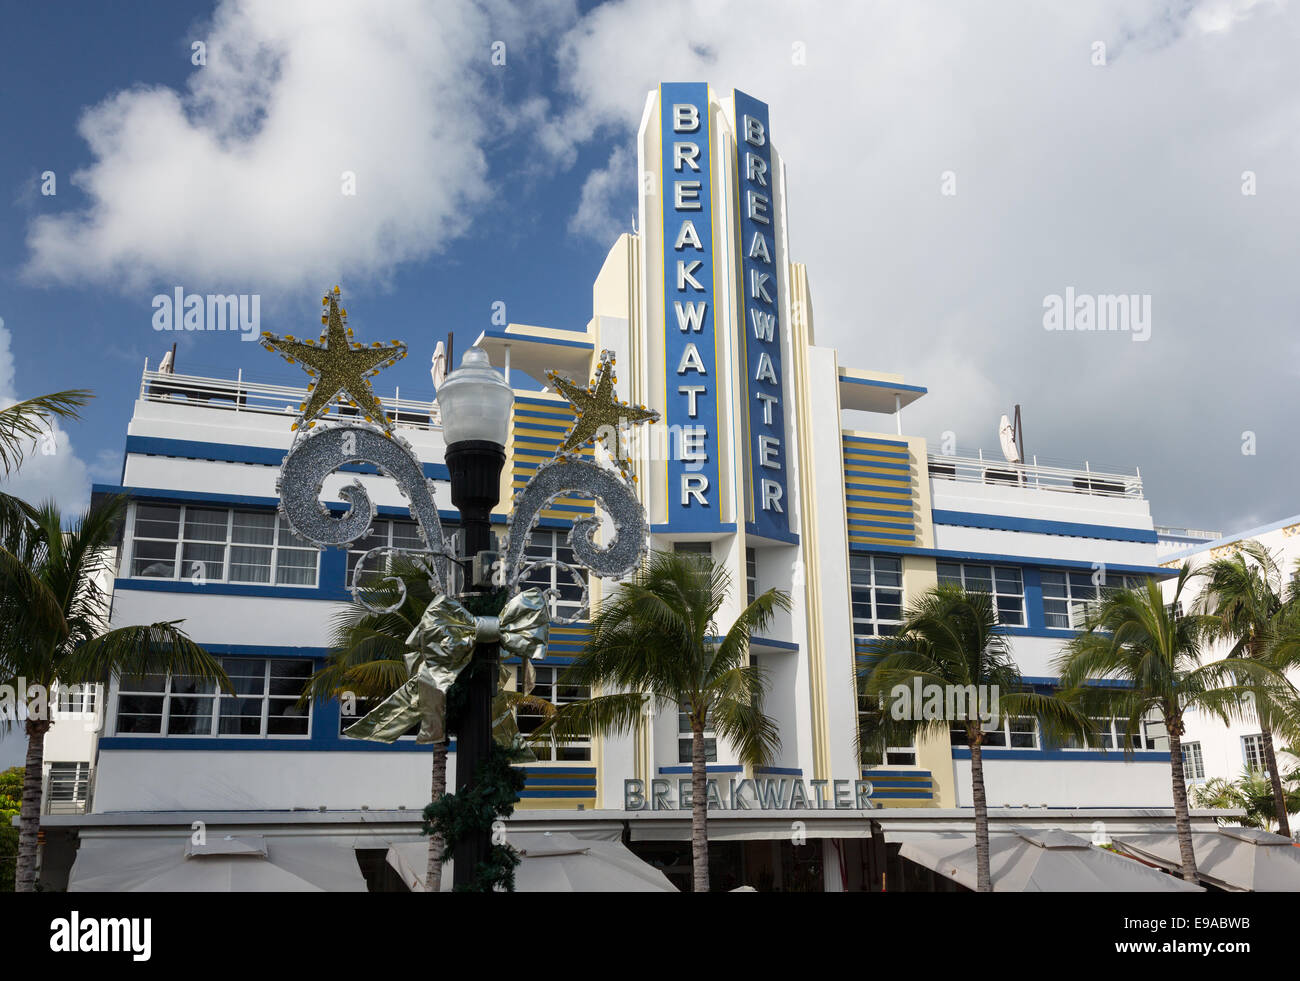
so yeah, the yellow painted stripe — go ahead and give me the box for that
[849,533,917,545]
[843,451,912,466]
[515,403,576,418]
[848,511,913,526]
[847,500,913,514]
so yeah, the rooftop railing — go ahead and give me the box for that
[1153,526,1222,541]
[138,361,441,432]
[927,450,1143,500]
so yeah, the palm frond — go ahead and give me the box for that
[0,390,93,477]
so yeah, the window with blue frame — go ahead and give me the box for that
[936,562,1024,625]
[126,503,319,587]
[1041,570,1146,629]
[114,657,313,737]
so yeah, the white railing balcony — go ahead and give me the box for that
[138,362,442,432]
[41,766,94,816]
[927,450,1143,500]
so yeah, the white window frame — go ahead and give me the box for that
[55,683,98,719]
[1243,733,1268,774]
[113,657,314,739]
[852,554,911,765]
[678,707,717,764]
[521,529,588,620]
[937,562,1025,626]
[1182,740,1206,781]
[1040,570,1145,629]
[1058,717,1156,752]
[850,554,904,640]
[125,503,320,588]
[745,547,758,607]
[346,517,428,587]
[517,665,591,762]
[975,715,1040,750]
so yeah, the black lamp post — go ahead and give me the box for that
[435,346,514,889]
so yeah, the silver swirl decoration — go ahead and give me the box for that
[276,424,448,595]
[502,457,648,593]
[515,558,592,626]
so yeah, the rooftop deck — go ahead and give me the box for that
[928,450,1144,500]
[137,362,442,432]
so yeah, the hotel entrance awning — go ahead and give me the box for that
[1112,827,1300,892]
[68,833,369,892]
[898,829,1203,892]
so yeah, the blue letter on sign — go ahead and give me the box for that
[734,89,791,541]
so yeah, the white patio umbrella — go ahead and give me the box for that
[899,828,1203,892]
[386,831,677,892]
[1113,827,1300,892]
[69,833,369,892]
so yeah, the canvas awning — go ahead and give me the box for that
[386,831,677,892]
[68,833,369,892]
[898,829,1203,892]
[1112,827,1300,892]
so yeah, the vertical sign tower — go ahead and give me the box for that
[659,82,723,532]
[733,89,791,542]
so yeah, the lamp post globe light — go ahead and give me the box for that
[435,345,514,888]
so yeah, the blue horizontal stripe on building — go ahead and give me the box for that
[931,509,1158,544]
[124,436,450,480]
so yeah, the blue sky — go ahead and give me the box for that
[1,1,620,515]
[2,0,1299,764]
[3,0,1298,533]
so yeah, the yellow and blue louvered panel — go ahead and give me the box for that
[842,434,917,547]
[508,395,595,522]
[861,769,936,806]
[515,766,598,810]
[547,622,591,659]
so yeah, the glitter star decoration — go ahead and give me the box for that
[546,349,659,481]
[259,286,407,434]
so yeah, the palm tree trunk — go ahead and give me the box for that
[427,739,447,892]
[1167,719,1199,884]
[969,738,992,892]
[691,715,709,893]
[15,720,49,893]
[1258,723,1291,837]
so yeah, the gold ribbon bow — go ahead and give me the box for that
[343,589,550,745]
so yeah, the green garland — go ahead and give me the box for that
[424,588,528,892]
[423,742,528,891]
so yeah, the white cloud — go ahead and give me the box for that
[551,0,1300,531]
[568,144,636,244]
[0,317,92,513]
[24,0,574,292]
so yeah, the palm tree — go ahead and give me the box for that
[1191,771,1300,831]
[1197,541,1300,836]
[0,390,93,632]
[858,583,1091,892]
[539,549,789,892]
[0,495,229,891]
[1054,567,1291,884]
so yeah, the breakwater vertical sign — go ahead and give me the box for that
[660,83,722,531]
[733,89,791,542]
